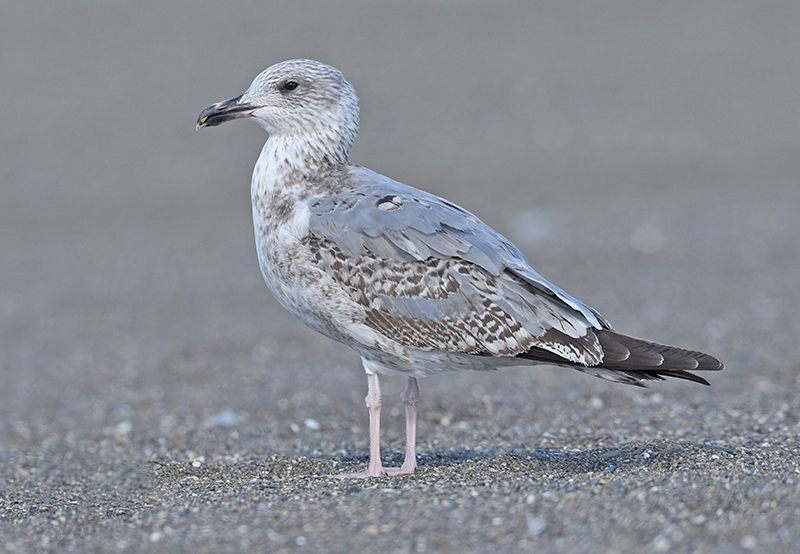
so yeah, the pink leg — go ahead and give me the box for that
[389,376,419,475]
[364,373,385,477]
[334,371,419,478]
[334,372,386,478]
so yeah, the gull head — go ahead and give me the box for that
[197,59,360,162]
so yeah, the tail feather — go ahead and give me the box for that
[518,329,723,386]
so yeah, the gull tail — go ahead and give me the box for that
[519,329,724,386]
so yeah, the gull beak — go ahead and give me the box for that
[196,94,257,130]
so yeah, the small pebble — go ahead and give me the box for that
[526,517,546,536]
[304,418,321,430]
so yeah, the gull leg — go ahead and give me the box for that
[388,376,419,475]
[334,366,418,478]
[334,372,386,478]
[365,372,385,477]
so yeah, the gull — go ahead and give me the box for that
[197,59,723,478]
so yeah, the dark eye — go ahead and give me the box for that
[282,80,299,91]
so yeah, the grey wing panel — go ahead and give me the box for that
[308,168,514,274]
[504,262,611,331]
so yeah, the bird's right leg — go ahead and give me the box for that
[364,372,385,477]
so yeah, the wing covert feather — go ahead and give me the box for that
[306,166,608,364]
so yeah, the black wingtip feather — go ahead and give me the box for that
[518,329,723,386]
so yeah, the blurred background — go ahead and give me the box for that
[3,2,800,551]
[1,0,799,457]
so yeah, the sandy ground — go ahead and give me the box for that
[2,2,800,553]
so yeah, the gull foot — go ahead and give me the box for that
[330,465,416,479]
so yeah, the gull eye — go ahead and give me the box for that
[282,80,299,91]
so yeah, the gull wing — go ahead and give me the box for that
[307,166,609,364]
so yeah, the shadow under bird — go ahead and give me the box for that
[197,59,723,478]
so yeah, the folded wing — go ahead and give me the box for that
[306,166,723,383]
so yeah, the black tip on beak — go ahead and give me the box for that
[196,94,256,130]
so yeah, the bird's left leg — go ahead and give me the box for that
[386,376,419,475]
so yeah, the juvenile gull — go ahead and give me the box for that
[197,59,723,478]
